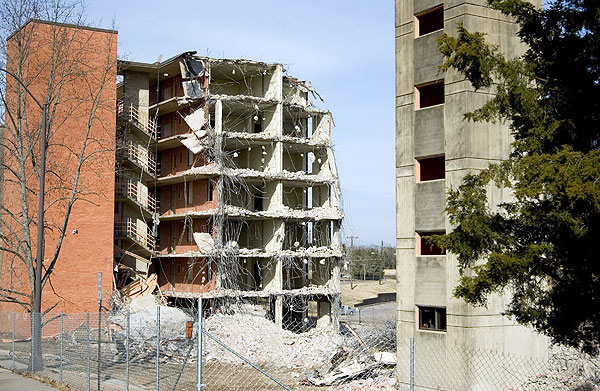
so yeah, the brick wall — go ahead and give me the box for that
[0,20,117,314]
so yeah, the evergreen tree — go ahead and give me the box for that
[434,0,600,354]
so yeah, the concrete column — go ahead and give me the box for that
[316,300,331,328]
[274,296,283,327]
[123,72,150,124]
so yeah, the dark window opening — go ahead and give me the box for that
[253,262,262,290]
[254,123,262,133]
[417,231,446,255]
[417,155,445,181]
[416,81,444,109]
[418,306,446,331]
[416,6,443,37]
[254,194,263,212]
[208,179,214,201]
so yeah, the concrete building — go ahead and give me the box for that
[0,20,343,329]
[115,53,343,329]
[395,1,547,389]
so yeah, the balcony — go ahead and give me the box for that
[115,179,157,216]
[115,218,155,254]
[116,143,157,179]
[117,99,157,140]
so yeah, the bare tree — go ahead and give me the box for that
[0,0,117,370]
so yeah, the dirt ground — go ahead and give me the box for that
[340,275,396,307]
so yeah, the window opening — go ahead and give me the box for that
[188,182,193,204]
[208,179,214,201]
[416,81,444,109]
[418,306,447,331]
[417,231,446,255]
[415,6,443,37]
[416,155,445,181]
[254,194,263,212]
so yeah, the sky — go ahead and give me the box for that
[86,0,396,247]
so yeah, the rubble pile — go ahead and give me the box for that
[108,297,194,356]
[523,344,600,391]
[204,305,345,369]
[330,376,397,391]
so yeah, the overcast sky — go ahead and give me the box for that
[86,0,396,247]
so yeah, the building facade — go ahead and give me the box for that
[0,20,117,314]
[1,21,343,328]
[116,53,343,328]
[395,1,547,389]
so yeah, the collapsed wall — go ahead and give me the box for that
[114,52,344,330]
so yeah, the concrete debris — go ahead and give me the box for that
[110,304,192,342]
[180,58,206,78]
[306,363,381,386]
[180,134,205,154]
[330,376,397,391]
[182,80,203,99]
[209,94,278,107]
[225,130,330,148]
[193,232,215,252]
[183,110,207,132]
[168,164,336,185]
[373,352,396,365]
[177,163,220,177]
[522,344,600,391]
[119,274,158,298]
[226,168,336,184]
[204,57,276,70]
[128,295,157,311]
[203,305,344,369]
[302,80,324,102]
[224,205,343,221]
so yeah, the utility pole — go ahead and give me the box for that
[380,240,384,285]
[348,236,358,289]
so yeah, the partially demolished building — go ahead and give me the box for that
[115,52,343,328]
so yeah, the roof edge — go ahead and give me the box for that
[7,18,117,41]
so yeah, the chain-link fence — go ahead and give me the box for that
[0,303,598,391]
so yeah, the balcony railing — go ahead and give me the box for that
[116,143,156,175]
[117,99,157,139]
[115,219,155,251]
[115,180,157,212]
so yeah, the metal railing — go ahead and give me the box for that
[116,142,157,175]
[114,218,155,251]
[115,179,157,212]
[117,99,157,139]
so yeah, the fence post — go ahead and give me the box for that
[410,337,415,391]
[156,306,160,391]
[87,312,91,391]
[197,298,202,391]
[126,310,130,391]
[59,313,63,382]
[97,273,102,391]
[11,312,14,369]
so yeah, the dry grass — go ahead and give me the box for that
[340,277,396,306]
